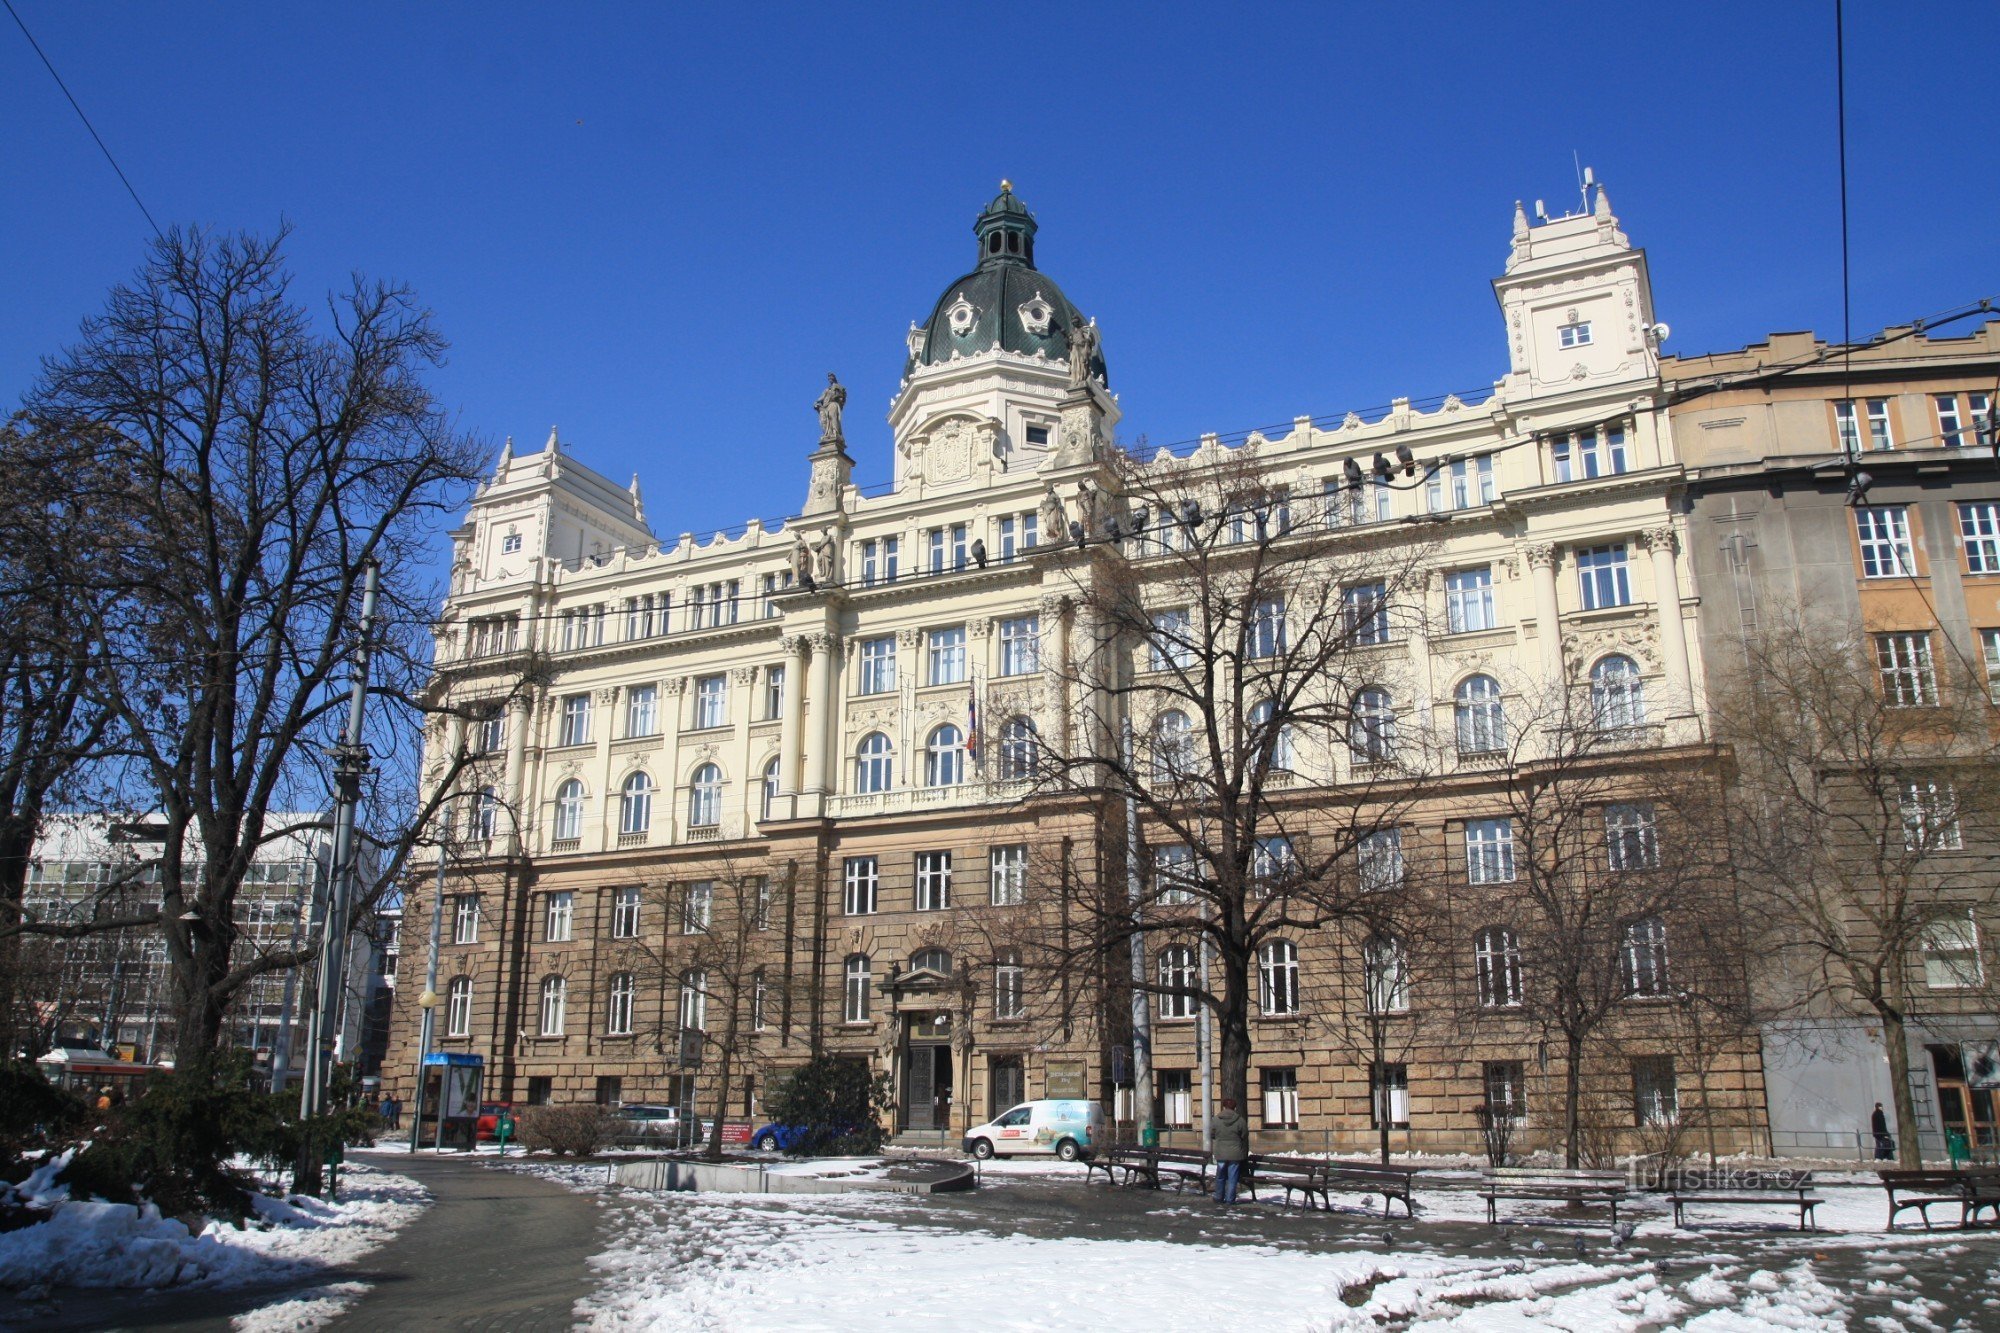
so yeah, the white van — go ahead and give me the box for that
[962,1099,1104,1161]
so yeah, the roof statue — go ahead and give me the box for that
[1067,315,1102,390]
[815,373,846,444]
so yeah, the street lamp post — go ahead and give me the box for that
[408,836,449,1152]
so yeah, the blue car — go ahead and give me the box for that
[749,1121,854,1151]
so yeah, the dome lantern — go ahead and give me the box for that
[973,180,1037,269]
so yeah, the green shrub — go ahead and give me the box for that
[0,1062,86,1177]
[764,1056,892,1156]
[517,1104,615,1156]
[61,1052,277,1222]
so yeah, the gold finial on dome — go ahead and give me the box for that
[1000,179,1012,192]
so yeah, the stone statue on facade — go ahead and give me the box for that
[1072,479,1100,532]
[1038,486,1068,540]
[811,530,837,586]
[1066,316,1101,390]
[790,535,815,589]
[814,373,847,442]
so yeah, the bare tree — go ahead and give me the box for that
[1713,604,2000,1167]
[1025,446,1440,1120]
[15,226,494,1067]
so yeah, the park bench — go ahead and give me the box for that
[1477,1167,1628,1226]
[1879,1168,2000,1231]
[1083,1143,1156,1187]
[1083,1145,1211,1192]
[1244,1156,1419,1217]
[1662,1169,1822,1230]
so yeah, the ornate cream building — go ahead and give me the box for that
[386,181,1767,1153]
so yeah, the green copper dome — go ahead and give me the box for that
[905,184,1105,384]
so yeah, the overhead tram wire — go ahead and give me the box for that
[4,0,161,240]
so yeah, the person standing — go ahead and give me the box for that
[1211,1096,1250,1205]
[1872,1102,1895,1160]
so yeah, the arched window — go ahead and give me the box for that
[911,947,952,976]
[472,786,499,843]
[1153,709,1194,783]
[619,771,653,836]
[1248,700,1295,771]
[539,975,567,1036]
[445,976,473,1037]
[679,969,708,1032]
[843,954,872,1023]
[1620,916,1670,997]
[761,756,782,821]
[687,763,722,828]
[1591,655,1646,730]
[1349,688,1396,762]
[606,972,635,1035]
[1158,944,1197,1019]
[1474,926,1522,1008]
[1259,939,1300,1016]
[1363,934,1408,1014]
[997,716,1039,781]
[552,779,584,842]
[1454,675,1505,755]
[925,724,965,787]
[855,733,893,794]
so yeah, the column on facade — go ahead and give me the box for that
[1406,575,1437,755]
[1523,543,1564,684]
[802,632,839,794]
[1636,525,1694,709]
[503,692,532,853]
[593,685,619,852]
[1040,594,1072,754]
[660,676,687,837]
[729,665,758,824]
[778,636,808,794]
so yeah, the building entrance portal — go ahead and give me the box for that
[901,1012,954,1132]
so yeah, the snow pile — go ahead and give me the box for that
[0,1161,427,1294]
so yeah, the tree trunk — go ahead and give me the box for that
[1880,1007,1923,1169]
[1373,1015,1390,1166]
[1563,1034,1584,1169]
[1216,954,1252,1116]
[706,999,741,1163]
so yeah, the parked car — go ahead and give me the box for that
[962,1099,1102,1161]
[748,1121,855,1152]
[474,1102,516,1142]
[616,1103,705,1146]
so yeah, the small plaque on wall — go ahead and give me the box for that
[1043,1058,1087,1101]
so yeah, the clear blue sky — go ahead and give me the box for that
[6,3,1997,550]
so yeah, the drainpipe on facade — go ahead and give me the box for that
[1122,717,1155,1143]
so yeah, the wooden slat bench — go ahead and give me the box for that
[1478,1168,1628,1225]
[1083,1144,1156,1186]
[1664,1169,1822,1230]
[1084,1145,1211,1191]
[1880,1168,2000,1230]
[1243,1156,1420,1217]
[1242,1155,1325,1209]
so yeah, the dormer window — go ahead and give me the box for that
[1025,425,1050,447]
[1559,321,1593,349]
[501,531,522,554]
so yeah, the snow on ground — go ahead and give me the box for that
[0,1159,427,1328]
[554,1170,1925,1332]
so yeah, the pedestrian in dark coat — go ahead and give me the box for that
[1872,1102,1895,1160]
[1211,1097,1250,1205]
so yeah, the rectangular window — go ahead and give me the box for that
[753,877,772,931]
[1856,506,1914,578]
[606,976,634,1037]
[764,665,785,720]
[1359,828,1404,892]
[929,523,969,573]
[624,593,664,640]
[1251,835,1296,893]
[1262,1068,1300,1129]
[859,536,899,586]
[451,894,479,944]
[1939,394,1968,448]
[1836,398,1893,452]
[1923,914,1983,989]
[474,711,506,754]
[1551,426,1628,483]
[1154,844,1196,905]
[626,684,658,738]
[611,886,640,939]
[1158,1070,1193,1128]
[501,532,523,554]
[989,844,1028,905]
[1149,609,1194,672]
[1247,598,1286,658]
[1483,1061,1526,1120]
[1445,568,1495,634]
[844,958,872,1023]
[1370,1063,1409,1129]
[681,880,712,934]
[1466,818,1516,884]
[998,615,1041,675]
[446,979,473,1037]
[1620,917,1671,997]
[1575,544,1632,609]
[526,1076,552,1106]
[1344,583,1391,645]
[1867,398,1894,450]
[842,856,878,916]
[927,627,967,685]
[1983,629,2000,704]
[1901,779,1964,853]
[998,513,1039,562]
[1834,399,1861,455]
[1558,320,1591,349]
[693,675,726,729]
[915,850,952,911]
[1633,1057,1677,1126]
[1427,456,1497,512]
[1606,802,1660,871]
[993,957,1025,1020]
[545,891,574,943]
[595,1074,623,1104]
[1973,393,1994,442]
[858,637,897,695]
[1961,503,2000,574]
[1876,632,1938,706]
[558,693,591,747]
[760,571,792,617]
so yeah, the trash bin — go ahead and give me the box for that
[1948,1129,1971,1166]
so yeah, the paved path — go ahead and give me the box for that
[23,1153,603,1333]
[331,1152,604,1331]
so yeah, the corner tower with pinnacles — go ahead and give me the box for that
[389,180,1768,1157]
